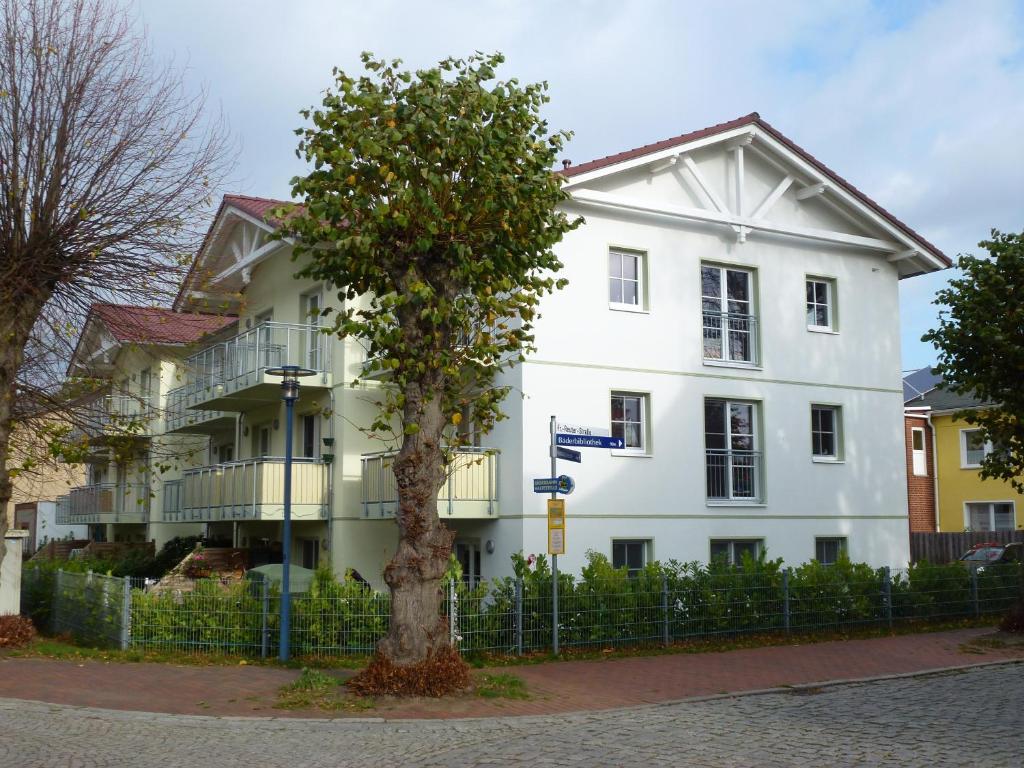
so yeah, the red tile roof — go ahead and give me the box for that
[559,113,949,266]
[222,194,295,225]
[91,304,236,345]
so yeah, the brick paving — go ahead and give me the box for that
[0,627,1020,719]
[1,663,1022,767]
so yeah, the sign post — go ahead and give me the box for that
[549,415,559,655]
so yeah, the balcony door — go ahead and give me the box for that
[303,292,323,371]
[702,265,756,364]
[705,399,760,501]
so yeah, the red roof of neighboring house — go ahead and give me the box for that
[222,194,295,225]
[91,304,236,345]
[559,112,950,267]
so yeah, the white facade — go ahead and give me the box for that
[60,116,947,584]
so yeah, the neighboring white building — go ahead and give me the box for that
[59,113,948,583]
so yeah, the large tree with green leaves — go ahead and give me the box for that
[275,52,578,688]
[923,230,1024,492]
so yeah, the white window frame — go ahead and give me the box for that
[806,277,836,332]
[814,536,847,565]
[704,398,762,502]
[302,289,324,370]
[959,428,991,468]
[612,539,651,575]
[911,427,927,476]
[610,391,650,455]
[964,501,1016,532]
[701,263,758,365]
[810,404,842,461]
[608,249,646,311]
[709,538,764,566]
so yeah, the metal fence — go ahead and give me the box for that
[20,563,1024,659]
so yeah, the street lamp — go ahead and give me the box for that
[266,364,316,662]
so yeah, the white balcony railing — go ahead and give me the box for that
[163,458,329,522]
[361,447,499,519]
[168,320,329,406]
[706,449,763,502]
[702,311,759,365]
[66,482,151,524]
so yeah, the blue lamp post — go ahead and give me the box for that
[266,364,316,662]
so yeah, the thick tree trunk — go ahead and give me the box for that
[0,299,47,589]
[377,381,455,666]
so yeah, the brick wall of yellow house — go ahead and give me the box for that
[933,412,1024,532]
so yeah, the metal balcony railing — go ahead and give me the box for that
[702,311,759,365]
[74,395,153,439]
[165,321,330,418]
[361,447,499,518]
[66,482,151,524]
[169,457,328,522]
[706,449,763,502]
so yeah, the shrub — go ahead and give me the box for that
[1000,600,1024,633]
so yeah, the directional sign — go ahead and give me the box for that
[556,433,625,450]
[533,475,575,495]
[556,422,610,438]
[552,446,582,463]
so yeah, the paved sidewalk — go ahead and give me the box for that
[0,627,1020,719]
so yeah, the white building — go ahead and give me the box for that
[60,113,948,583]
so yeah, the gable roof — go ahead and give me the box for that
[559,112,950,268]
[91,304,236,345]
[903,369,992,411]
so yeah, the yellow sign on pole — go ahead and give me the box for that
[547,499,565,555]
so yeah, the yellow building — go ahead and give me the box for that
[905,383,1023,533]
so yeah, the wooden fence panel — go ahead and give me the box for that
[911,530,1024,564]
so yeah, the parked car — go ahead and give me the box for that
[958,542,1023,571]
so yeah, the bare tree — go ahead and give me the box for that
[0,0,231,581]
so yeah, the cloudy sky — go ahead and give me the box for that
[136,0,1023,371]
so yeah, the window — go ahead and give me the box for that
[710,539,763,566]
[705,399,761,501]
[911,427,927,476]
[611,392,649,453]
[815,537,847,565]
[301,414,319,459]
[609,250,644,308]
[702,264,757,364]
[215,443,234,464]
[140,368,152,398]
[303,291,323,369]
[806,278,835,330]
[966,502,1015,532]
[960,429,991,468]
[300,538,320,570]
[612,539,650,575]
[811,405,841,460]
[253,425,271,457]
[454,541,482,587]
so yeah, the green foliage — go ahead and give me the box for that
[273,52,581,446]
[923,230,1024,493]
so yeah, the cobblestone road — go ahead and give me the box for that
[2,664,1020,767]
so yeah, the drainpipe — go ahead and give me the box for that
[325,386,336,571]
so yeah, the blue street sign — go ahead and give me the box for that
[556,433,625,450]
[555,446,582,463]
[533,475,576,495]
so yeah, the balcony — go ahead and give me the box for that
[162,458,329,522]
[165,388,233,435]
[706,449,763,503]
[702,311,759,366]
[164,322,331,428]
[361,448,499,519]
[71,395,153,443]
[55,494,72,525]
[66,483,151,524]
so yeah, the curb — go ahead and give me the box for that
[0,657,1020,725]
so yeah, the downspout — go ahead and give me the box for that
[325,385,336,571]
[234,413,243,548]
